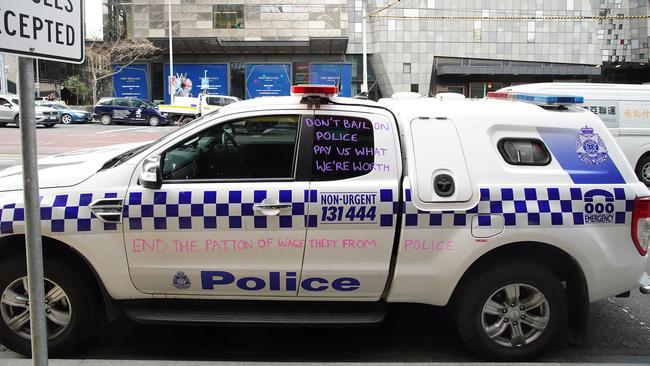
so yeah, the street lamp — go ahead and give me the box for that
[168,0,175,104]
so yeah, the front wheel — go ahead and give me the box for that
[148,116,160,127]
[13,115,19,127]
[100,114,112,125]
[635,156,650,186]
[61,114,73,125]
[455,263,568,361]
[0,256,95,356]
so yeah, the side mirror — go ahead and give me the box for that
[139,155,162,189]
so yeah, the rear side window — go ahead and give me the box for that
[115,99,131,107]
[205,97,223,106]
[98,99,113,106]
[498,138,551,166]
[310,115,375,181]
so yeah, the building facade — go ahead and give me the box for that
[4,0,648,101]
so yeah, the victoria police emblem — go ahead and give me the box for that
[172,271,191,289]
[576,126,608,165]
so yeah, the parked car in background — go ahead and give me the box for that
[94,97,169,126]
[0,95,59,128]
[158,94,241,125]
[37,101,93,124]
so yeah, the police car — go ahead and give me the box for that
[94,97,169,126]
[0,85,648,360]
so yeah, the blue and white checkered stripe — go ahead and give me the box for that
[0,192,120,235]
[125,189,320,231]
[402,185,635,228]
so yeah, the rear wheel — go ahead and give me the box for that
[455,263,567,361]
[0,256,95,356]
[100,114,112,126]
[44,123,56,128]
[61,114,73,125]
[0,123,6,127]
[148,115,160,127]
[180,117,194,126]
[635,155,650,186]
[13,115,19,127]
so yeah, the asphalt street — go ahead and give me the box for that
[0,122,648,363]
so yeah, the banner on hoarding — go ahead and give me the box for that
[164,64,229,103]
[309,63,353,97]
[245,63,292,99]
[113,64,149,100]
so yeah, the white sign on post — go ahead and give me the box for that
[0,0,85,64]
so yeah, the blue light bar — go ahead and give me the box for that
[512,93,584,105]
[487,91,584,106]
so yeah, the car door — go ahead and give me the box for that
[123,111,312,296]
[299,107,401,299]
[112,98,133,122]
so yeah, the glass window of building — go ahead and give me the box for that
[403,63,411,74]
[213,5,245,29]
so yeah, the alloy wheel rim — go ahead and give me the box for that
[101,115,110,124]
[62,115,72,124]
[642,162,650,182]
[150,117,159,126]
[481,283,550,347]
[1,277,72,340]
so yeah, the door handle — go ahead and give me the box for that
[253,203,292,216]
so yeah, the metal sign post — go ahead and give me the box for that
[0,2,85,364]
[18,57,48,366]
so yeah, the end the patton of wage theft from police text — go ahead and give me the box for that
[0,0,84,63]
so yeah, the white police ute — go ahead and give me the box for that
[0,85,648,360]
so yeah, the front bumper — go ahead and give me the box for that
[35,115,60,124]
[72,114,93,123]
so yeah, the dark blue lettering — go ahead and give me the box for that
[331,277,361,291]
[301,277,328,291]
[201,271,235,289]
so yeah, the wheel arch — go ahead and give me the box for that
[0,234,120,322]
[449,241,589,335]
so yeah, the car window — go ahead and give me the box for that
[98,99,113,106]
[11,99,19,106]
[223,98,236,105]
[115,99,131,107]
[162,115,299,181]
[310,114,376,181]
[205,97,223,106]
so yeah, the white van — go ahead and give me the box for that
[496,83,650,185]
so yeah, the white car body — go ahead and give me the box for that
[497,83,650,184]
[0,90,647,359]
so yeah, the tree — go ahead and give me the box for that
[84,38,159,105]
[63,75,89,105]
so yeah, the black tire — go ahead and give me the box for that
[635,155,650,186]
[180,117,194,126]
[13,115,19,127]
[455,263,568,361]
[61,114,73,125]
[148,115,160,127]
[0,255,95,356]
[100,114,112,125]
[43,123,56,128]
[0,122,6,127]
